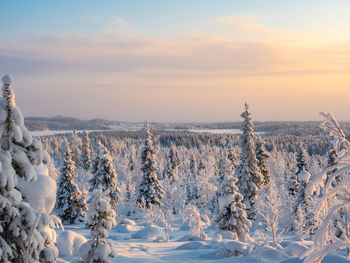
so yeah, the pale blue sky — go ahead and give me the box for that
[2,0,349,37]
[1,1,350,122]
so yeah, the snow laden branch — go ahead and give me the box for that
[303,113,350,263]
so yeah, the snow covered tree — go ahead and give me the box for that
[164,144,180,185]
[56,142,86,223]
[81,131,92,171]
[0,74,58,262]
[296,146,309,174]
[234,103,264,220]
[287,146,308,198]
[79,187,117,263]
[214,155,251,241]
[325,147,340,187]
[124,150,136,205]
[186,154,201,207]
[255,137,271,190]
[303,113,350,263]
[295,166,315,235]
[287,170,299,198]
[257,181,282,247]
[227,145,238,169]
[184,204,208,240]
[89,143,119,209]
[136,121,164,208]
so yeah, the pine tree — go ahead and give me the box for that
[89,143,119,208]
[81,131,92,171]
[78,187,117,263]
[214,154,251,241]
[125,151,136,205]
[293,146,314,235]
[186,154,200,206]
[326,147,340,187]
[296,146,309,173]
[0,74,58,262]
[164,144,180,185]
[255,137,271,190]
[227,146,238,169]
[184,204,208,240]
[234,103,264,220]
[287,170,299,198]
[136,121,164,208]
[56,142,86,223]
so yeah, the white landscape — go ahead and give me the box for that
[1,74,350,263]
[2,1,350,262]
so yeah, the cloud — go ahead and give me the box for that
[1,17,350,121]
[104,18,134,35]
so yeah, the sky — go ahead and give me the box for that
[1,0,350,122]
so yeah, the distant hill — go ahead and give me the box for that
[24,116,119,131]
[24,116,350,137]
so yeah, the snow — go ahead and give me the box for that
[283,242,309,257]
[56,230,87,257]
[17,174,57,213]
[1,74,13,85]
[175,241,209,250]
[51,216,337,263]
[131,224,165,240]
[297,169,311,183]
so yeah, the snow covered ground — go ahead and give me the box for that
[56,216,350,263]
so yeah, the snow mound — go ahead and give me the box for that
[17,174,57,213]
[213,233,222,242]
[119,218,136,226]
[131,225,164,240]
[257,246,290,262]
[214,240,248,257]
[176,241,209,250]
[56,230,87,257]
[115,223,136,233]
[217,230,236,240]
[283,242,309,257]
[322,254,350,263]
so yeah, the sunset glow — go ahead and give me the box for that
[1,0,349,121]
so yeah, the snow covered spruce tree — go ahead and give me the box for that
[0,74,58,262]
[79,186,117,263]
[89,143,119,209]
[255,137,271,190]
[325,146,341,187]
[303,113,350,262]
[81,131,92,171]
[164,144,180,185]
[186,154,201,207]
[227,145,238,170]
[234,103,264,220]
[56,142,87,223]
[288,146,308,198]
[184,203,208,240]
[214,154,251,241]
[136,121,164,208]
[257,180,282,247]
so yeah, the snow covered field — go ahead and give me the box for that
[56,217,350,263]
